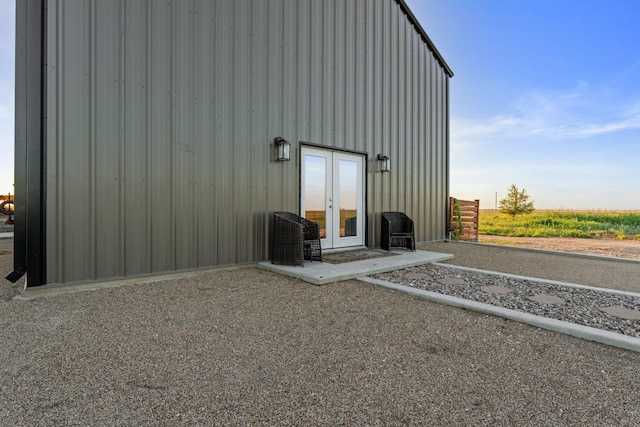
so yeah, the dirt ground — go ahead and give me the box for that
[478,235,640,260]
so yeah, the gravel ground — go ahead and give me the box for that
[373,264,640,337]
[0,219,13,232]
[2,240,640,425]
[0,238,23,301]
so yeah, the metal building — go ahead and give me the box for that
[11,0,453,287]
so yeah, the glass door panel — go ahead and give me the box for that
[301,148,333,247]
[303,155,328,239]
[333,153,363,248]
[338,160,357,237]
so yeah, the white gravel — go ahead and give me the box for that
[373,264,640,338]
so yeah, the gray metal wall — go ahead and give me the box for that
[45,0,451,284]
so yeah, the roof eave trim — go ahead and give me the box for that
[395,0,454,77]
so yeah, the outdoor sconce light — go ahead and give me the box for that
[377,154,390,172]
[274,137,291,161]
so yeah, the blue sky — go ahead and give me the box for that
[1,1,639,209]
[408,0,640,209]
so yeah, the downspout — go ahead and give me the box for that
[6,0,47,286]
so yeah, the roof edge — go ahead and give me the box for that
[394,0,454,77]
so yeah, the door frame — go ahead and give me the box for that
[299,142,368,249]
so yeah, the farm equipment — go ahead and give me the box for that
[0,193,14,225]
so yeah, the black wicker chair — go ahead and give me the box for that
[272,212,322,266]
[381,211,415,251]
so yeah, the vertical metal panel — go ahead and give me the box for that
[320,1,334,146]
[124,0,151,275]
[195,0,213,267]
[148,1,174,273]
[332,0,345,148]
[44,0,451,284]
[264,0,285,255]
[93,0,123,279]
[48,0,94,282]
[173,0,196,269]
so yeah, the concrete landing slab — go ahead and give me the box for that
[480,285,512,295]
[599,306,640,320]
[527,294,566,305]
[258,250,453,285]
[0,232,13,240]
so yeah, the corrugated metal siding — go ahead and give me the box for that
[45,0,450,284]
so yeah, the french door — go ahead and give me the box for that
[301,147,365,249]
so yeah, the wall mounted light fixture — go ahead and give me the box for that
[377,154,390,172]
[274,137,290,161]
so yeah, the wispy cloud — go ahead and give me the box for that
[452,82,640,146]
[573,100,640,136]
[452,115,525,139]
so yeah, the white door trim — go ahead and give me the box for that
[301,147,365,249]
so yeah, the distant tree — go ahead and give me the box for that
[499,184,535,217]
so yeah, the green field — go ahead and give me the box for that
[479,210,640,240]
[305,209,357,238]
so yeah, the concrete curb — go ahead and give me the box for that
[15,264,254,300]
[359,276,640,353]
[433,262,640,299]
[0,232,14,240]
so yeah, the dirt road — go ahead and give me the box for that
[478,235,640,260]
